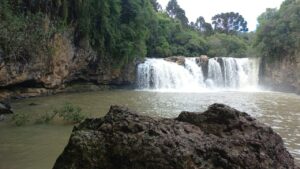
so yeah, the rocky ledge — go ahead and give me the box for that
[53,104,299,169]
[164,55,209,79]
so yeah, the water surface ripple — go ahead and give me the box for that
[0,90,299,168]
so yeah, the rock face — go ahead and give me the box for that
[0,33,138,101]
[164,56,186,66]
[259,54,300,94]
[195,55,209,79]
[164,55,210,80]
[53,104,299,169]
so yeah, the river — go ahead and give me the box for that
[1,57,300,168]
[0,90,300,169]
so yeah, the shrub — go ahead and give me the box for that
[11,113,30,126]
[54,103,86,123]
[35,112,56,124]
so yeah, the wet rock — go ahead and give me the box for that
[195,55,209,79]
[28,103,38,106]
[0,101,13,115]
[198,55,209,63]
[164,56,186,66]
[0,115,5,121]
[53,104,299,169]
[259,55,300,94]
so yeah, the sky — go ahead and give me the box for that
[157,0,284,31]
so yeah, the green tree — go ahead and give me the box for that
[212,12,248,34]
[254,0,300,60]
[150,0,162,12]
[166,0,189,27]
[193,16,213,35]
[146,12,181,57]
[1,0,256,66]
[117,0,154,64]
[257,8,278,24]
[207,33,248,58]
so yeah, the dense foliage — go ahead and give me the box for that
[207,33,248,58]
[0,0,253,66]
[190,16,213,36]
[0,1,55,63]
[166,0,189,27]
[255,0,300,60]
[0,0,155,65]
[146,0,251,58]
[212,12,249,34]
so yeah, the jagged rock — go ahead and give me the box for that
[53,104,299,169]
[164,56,186,66]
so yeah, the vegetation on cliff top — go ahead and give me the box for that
[1,0,297,65]
[255,0,300,61]
[0,0,252,67]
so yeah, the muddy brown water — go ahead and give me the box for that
[0,90,300,169]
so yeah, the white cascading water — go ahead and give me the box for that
[223,58,239,88]
[184,58,205,87]
[137,57,260,92]
[206,58,223,88]
[137,58,205,91]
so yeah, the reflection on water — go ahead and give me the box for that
[0,90,300,168]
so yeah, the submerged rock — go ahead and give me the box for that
[53,104,299,169]
[0,101,13,115]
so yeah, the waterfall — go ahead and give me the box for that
[185,58,205,87]
[137,57,260,92]
[206,58,223,88]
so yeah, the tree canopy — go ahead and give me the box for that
[190,16,213,35]
[254,0,300,60]
[150,0,162,12]
[166,0,189,27]
[212,12,249,34]
[0,0,255,66]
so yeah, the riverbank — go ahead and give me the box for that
[0,82,135,102]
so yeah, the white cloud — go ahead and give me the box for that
[157,0,284,31]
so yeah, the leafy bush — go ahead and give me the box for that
[35,112,56,124]
[54,103,86,123]
[11,113,30,126]
[10,103,86,126]
[0,2,56,63]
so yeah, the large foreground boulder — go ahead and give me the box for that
[53,104,299,169]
